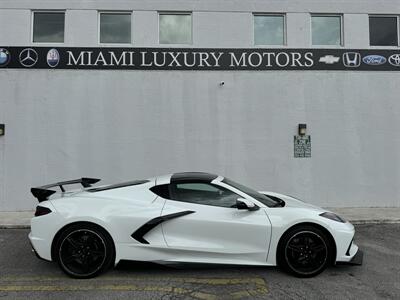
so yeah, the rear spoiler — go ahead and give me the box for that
[31,177,101,202]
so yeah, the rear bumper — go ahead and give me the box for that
[29,208,62,262]
[29,236,50,262]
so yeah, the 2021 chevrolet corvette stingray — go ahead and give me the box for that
[29,172,362,278]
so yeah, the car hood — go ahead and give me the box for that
[259,191,325,212]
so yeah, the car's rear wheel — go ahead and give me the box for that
[277,225,332,277]
[55,223,115,278]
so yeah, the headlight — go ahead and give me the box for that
[319,212,346,223]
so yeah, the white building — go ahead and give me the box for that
[1,0,400,211]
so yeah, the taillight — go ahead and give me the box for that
[34,206,52,217]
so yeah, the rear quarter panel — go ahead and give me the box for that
[31,181,166,262]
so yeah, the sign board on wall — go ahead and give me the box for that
[294,136,311,158]
[1,47,400,70]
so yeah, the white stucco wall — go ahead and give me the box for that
[0,0,400,210]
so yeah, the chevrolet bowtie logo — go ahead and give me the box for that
[319,55,340,64]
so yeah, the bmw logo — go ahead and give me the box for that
[0,48,11,67]
[46,48,60,67]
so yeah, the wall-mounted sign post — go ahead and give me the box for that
[294,135,311,158]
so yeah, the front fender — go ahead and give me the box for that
[265,207,355,265]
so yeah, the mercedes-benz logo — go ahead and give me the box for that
[19,48,38,67]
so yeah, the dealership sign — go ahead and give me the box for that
[1,47,400,70]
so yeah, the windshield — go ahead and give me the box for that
[222,177,277,207]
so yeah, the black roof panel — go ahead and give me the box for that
[171,172,218,183]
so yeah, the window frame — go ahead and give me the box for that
[31,10,66,44]
[220,178,278,208]
[252,13,287,47]
[310,13,344,47]
[168,181,241,208]
[98,11,133,46]
[158,11,193,46]
[368,15,400,48]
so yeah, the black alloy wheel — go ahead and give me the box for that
[56,224,115,278]
[278,226,332,277]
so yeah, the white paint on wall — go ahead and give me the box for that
[0,0,400,210]
[0,70,399,210]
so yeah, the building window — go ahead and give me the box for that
[99,12,132,44]
[369,16,398,46]
[159,13,192,44]
[32,12,65,43]
[254,14,285,45]
[311,15,342,46]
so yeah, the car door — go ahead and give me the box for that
[161,181,272,265]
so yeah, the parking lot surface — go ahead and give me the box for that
[0,224,399,299]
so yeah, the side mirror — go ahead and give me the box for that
[236,198,259,211]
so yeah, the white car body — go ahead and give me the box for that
[29,172,361,276]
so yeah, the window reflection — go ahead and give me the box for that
[369,16,398,46]
[312,16,342,46]
[100,13,132,44]
[159,14,192,44]
[33,12,65,43]
[254,15,285,45]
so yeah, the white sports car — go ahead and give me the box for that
[29,172,362,278]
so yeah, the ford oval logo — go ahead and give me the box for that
[362,55,386,66]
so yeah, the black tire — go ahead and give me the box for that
[277,225,333,277]
[55,223,115,279]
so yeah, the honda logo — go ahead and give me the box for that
[343,52,361,68]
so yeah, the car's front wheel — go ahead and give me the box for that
[277,225,333,277]
[55,223,115,278]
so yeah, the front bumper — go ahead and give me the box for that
[338,249,364,265]
[336,233,363,265]
[349,249,363,265]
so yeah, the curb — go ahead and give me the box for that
[1,220,400,229]
[0,225,30,229]
[350,219,400,225]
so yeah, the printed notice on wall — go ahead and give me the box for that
[294,136,311,158]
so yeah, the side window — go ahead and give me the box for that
[169,182,239,208]
[33,11,65,43]
[99,12,132,44]
[254,14,285,46]
[369,16,398,46]
[159,12,192,44]
[311,15,342,46]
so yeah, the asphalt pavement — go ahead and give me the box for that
[0,224,399,299]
